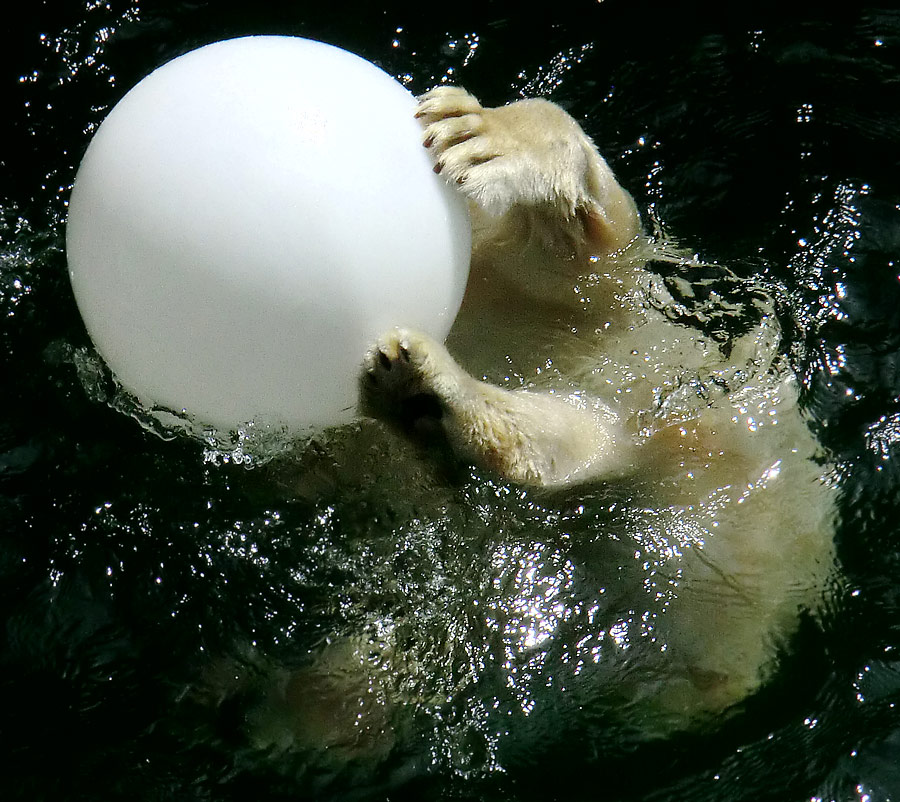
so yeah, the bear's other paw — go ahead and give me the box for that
[361,330,626,488]
[361,328,468,427]
[364,329,423,400]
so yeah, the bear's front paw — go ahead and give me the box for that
[417,87,495,178]
[415,86,484,127]
[416,87,514,211]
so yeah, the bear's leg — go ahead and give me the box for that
[362,328,626,487]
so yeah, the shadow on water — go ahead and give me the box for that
[4,2,900,801]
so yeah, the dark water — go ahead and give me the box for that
[4,2,900,800]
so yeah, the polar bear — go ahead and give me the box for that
[209,87,838,767]
[357,86,836,714]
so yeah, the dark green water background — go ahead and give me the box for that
[4,2,900,800]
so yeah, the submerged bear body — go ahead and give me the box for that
[356,86,837,720]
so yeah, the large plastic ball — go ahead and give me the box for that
[66,36,470,434]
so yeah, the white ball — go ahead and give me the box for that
[66,36,470,435]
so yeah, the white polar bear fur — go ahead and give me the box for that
[360,87,837,717]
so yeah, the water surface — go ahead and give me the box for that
[3,3,900,801]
